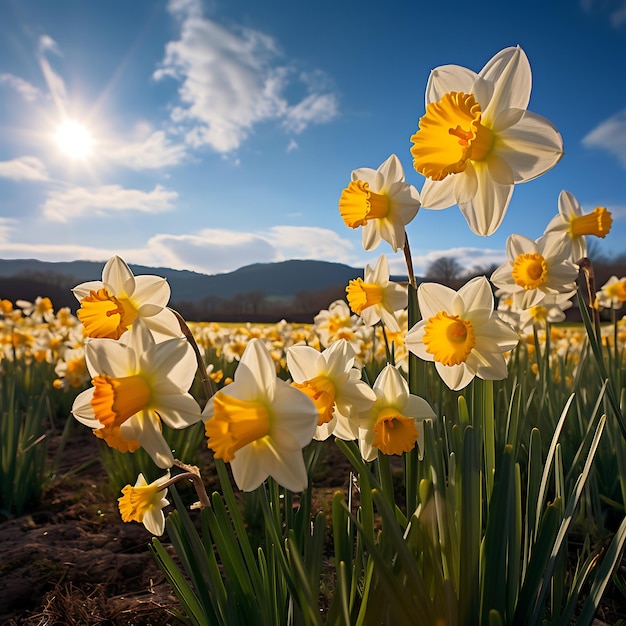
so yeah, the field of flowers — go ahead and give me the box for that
[2,45,626,625]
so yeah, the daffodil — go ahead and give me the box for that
[203,338,318,492]
[286,339,376,442]
[338,154,421,251]
[118,472,170,535]
[597,276,626,310]
[405,277,519,391]
[72,255,181,341]
[71,318,202,468]
[519,296,573,331]
[346,255,407,332]
[410,46,563,236]
[490,232,579,310]
[544,190,612,262]
[358,364,435,461]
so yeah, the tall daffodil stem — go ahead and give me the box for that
[170,307,215,402]
[577,257,601,342]
[404,233,424,515]
[403,235,417,289]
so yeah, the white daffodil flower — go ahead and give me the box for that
[358,364,435,462]
[544,190,612,262]
[596,276,626,310]
[346,254,407,332]
[203,338,318,492]
[490,232,579,310]
[71,318,202,468]
[519,296,573,331]
[118,472,171,536]
[338,154,421,252]
[286,339,376,442]
[72,255,181,341]
[405,277,519,391]
[411,46,563,236]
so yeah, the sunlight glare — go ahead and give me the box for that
[54,120,94,160]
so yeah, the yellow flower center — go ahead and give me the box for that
[422,312,476,366]
[607,280,626,303]
[94,424,141,453]
[35,297,53,316]
[568,207,612,239]
[346,278,383,315]
[511,253,548,290]
[118,482,162,524]
[528,305,548,324]
[205,392,271,462]
[91,374,152,428]
[372,407,419,456]
[338,180,391,228]
[77,288,138,339]
[410,92,494,181]
[292,375,336,426]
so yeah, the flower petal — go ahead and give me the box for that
[417,282,457,318]
[426,64,478,104]
[481,46,531,120]
[133,275,171,309]
[496,111,563,183]
[286,345,326,382]
[102,256,136,297]
[420,177,457,210]
[272,380,317,448]
[234,339,276,402]
[435,362,474,391]
[458,162,513,236]
[458,276,494,312]
[231,444,267,492]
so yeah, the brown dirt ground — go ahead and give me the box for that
[1,423,625,625]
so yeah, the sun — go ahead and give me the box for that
[54,120,94,160]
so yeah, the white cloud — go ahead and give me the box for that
[42,184,178,222]
[37,35,67,111]
[283,93,339,134]
[387,247,507,278]
[141,225,356,274]
[580,0,626,26]
[0,73,41,102]
[0,218,17,243]
[103,131,187,169]
[582,109,626,168]
[286,139,299,152]
[154,5,338,152]
[0,156,49,182]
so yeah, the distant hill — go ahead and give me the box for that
[0,258,371,305]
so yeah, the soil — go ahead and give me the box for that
[0,423,354,626]
[1,423,625,625]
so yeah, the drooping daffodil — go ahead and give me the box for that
[338,154,421,252]
[544,190,612,262]
[73,255,181,341]
[410,46,563,236]
[118,472,171,535]
[203,338,318,492]
[286,339,376,442]
[358,364,435,462]
[71,318,202,468]
[490,232,579,310]
[405,277,519,391]
[346,254,407,332]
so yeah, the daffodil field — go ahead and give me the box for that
[3,46,626,625]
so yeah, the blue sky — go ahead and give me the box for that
[0,0,625,278]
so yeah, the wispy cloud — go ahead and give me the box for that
[0,218,17,243]
[42,184,178,222]
[103,131,187,169]
[0,157,49,182]
[37,35,67,114]
[582,109,626,168]
[0,73,41,102]
[142,225,356,274]
[154,1,339,153]
[387,247,507,278]
[580,0,626,26]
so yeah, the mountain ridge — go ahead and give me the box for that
[0,257,373,303]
